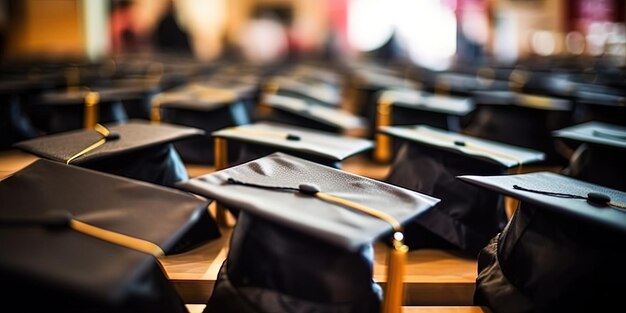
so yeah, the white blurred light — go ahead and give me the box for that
[461,7,488,44]
[239,19,289,63]
[565,31,585,55]
[395,0,456,70]
[493,10,518,63]
[531,31,556,56]
[347,0,394,52]
[586,22,608,56]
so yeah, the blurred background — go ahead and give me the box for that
[0,0,624,68]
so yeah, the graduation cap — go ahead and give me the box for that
[13,120,202,187]
[190,76,261,121]
[177,152,439,313]
[211,121,373,169]
[373,89,475,162]
[464,90,573,165]
[153,84,251,165]
[0,159,220,312]
[33,88,130,134]
[381,125,545,255]
[432,71,510,97]
[264,74,342,108]
[260,93,365,133]
[572,83,626,125]
[0,79,44,149]
[348,65,422,123]
[553,121,626,191]
[458,171,626,313]
[92,77,163,120]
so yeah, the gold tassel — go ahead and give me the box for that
[151,96,162,123]
[214,137,229,227]
[83,91,100,129]
[374,99,393,163]
[382,232,407,313]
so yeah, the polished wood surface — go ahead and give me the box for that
[0,149,39,181]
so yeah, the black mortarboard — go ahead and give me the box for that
[154,84,251,165]
[553,121,626,191]
[33,88,130,134]
[0,79,44,149]
[211,121,373,169]
[459,171,626,313]
[261,93,365,133]
[348,64,421,124]
[13,120,202,187]
[381,125,545,255]
[373,89,475,162]
[432,71,509,97]
[189,76,261,121]
[572,83,626,125]
[464,90,573,165]
[265,74,342,108]
[0,159,220,312]
[177,152,439,313]
[92,77,162,120]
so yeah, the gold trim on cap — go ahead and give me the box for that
[66,123,112,165]
[83,91,100,129]
[71,219,164,257]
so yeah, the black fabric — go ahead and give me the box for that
[4,261,187,313]
[234,143,341,169]
[102,83,161,121]
[386,143,505,255]
[383,96,474,155]
[0,79,52,149]
[0,159,221,312]
[37,98,129,134]
[214,122,373,169]
[205,212,382,313]
[565,143,626,191]
[83,143,189,188]
[1,93,40,149]
[573,85,626,125]
[262,94,364,134]
[554,122,626,191]
[13,120,200,187]
[474,202,625,313]
[463,104,571,165]
[177,152,439,313]
[161,101,250,164]
[265,108,343,133]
